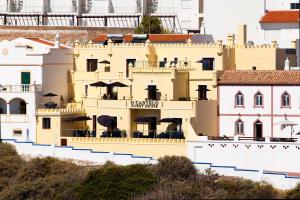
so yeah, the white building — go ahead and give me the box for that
[218,70,300,138]
[0,36,73,142]
[0,0,203,33]
[203,0,299,47]
[260,10,300,48]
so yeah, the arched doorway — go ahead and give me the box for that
[10,98,26,114]
[0,98,7,114]
[254,120,263,138]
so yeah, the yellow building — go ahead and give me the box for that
[35,27,297,158]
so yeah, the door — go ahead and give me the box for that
[149,117,157,137]
[254,120,263,138]
[21,72,30,91]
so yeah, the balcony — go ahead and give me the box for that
[134,60,195,71]
[0,114,29,123]
[0,85,42,93]
[83,98,195,110]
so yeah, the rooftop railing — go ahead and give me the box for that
[134,60,194,70]
[0,84,42,93]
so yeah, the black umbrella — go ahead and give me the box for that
[43,93,58,102]
[97,115,117,128]
[99,60,110,64]
[159,118,182,124]
[90,81,108,87]
[110,82,129,87]
[64,116,92,122]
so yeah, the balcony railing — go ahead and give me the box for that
[0,114,29,123]
[0,84,42,93]
[134,60,194,70]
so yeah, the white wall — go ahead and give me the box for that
[4,139,158,165]
[219,85,300,137]
[188,137,300,189]
[261,23,300,48]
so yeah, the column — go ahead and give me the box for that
[126,109,131,137]
[6,103,10,115]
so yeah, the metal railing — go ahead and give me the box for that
[134,60,192,69]
[207,136,299,143]
[0,84,42,93]
[62,128,185,139]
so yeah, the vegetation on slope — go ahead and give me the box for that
[0,143,298,199]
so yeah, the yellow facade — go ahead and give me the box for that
[35,29,296,158]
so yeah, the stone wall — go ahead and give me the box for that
[0,26,135,44]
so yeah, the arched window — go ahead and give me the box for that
[235,119,244,135]
[281,92,291,107]
[235,91,244,107]
[254,92,263,107]
[10,98,26,114]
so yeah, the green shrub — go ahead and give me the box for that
[15,157,80,182]
[0,143,24,178]
[74,163,157,200]
[154,156,197,180]
[285,183,300,199]
[212,176,280,199]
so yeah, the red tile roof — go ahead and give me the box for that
[260,10,300,23]
[27,38,67,49]
[148,34,192,42]
[218,70,300,85]
[93,34,108,43]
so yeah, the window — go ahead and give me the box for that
[254,92,263,107]
[86,59,98,72]
[147,85,157,100]
[13,129,22,135]
[84,85,88,97]
[126,59,136,77]
[235,92,244,107]
[235,119,244,135]
[252,66,256,70]
[198,85,208,100]
[201,58,214,70]
[281,92,290,107]
[291,3,300,9]
[42,118,51,129]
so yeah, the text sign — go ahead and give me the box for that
[130,100,159,109]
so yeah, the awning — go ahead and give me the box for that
[135,117,156,123]
[159,118,182,124]
[110,82,129,87]
[43,93,58,97]
[90,81,108,87]
[64,116,92,122]
[97,115,117,127]
[195,88,211,91]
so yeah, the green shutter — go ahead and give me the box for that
[21,72,30,84]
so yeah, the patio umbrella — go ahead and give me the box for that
[110,82,129,87]
[159,118,182,131]
[275,117,298,139]
[43,93,58,102]
[97,115,117,128]
[90,81,108,87]
[99,60,110,64]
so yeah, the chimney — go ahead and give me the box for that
[297,39,300,67]
[227,34,235,46]
[237,24,247,45]
[54,33,60,48]
[284,57,290,71]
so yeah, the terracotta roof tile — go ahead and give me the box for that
[93,34,108,42]
[218,70,300,85]
[260,10,300,23]
[27,38,67,49]
[148,34,192,42]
